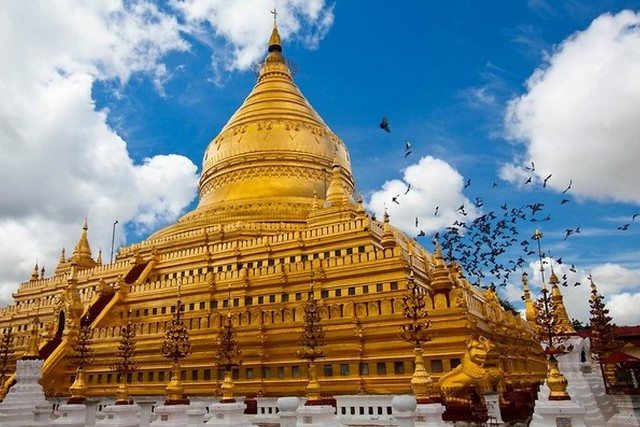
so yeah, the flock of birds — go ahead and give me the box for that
[377,116,638,290]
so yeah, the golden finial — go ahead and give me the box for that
[96,248,103,266]
[268,7,282,52]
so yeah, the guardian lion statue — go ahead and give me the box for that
[438,335,499,404]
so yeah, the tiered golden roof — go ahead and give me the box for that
[155,24,354,238]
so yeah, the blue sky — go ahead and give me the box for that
[1,1,639,323]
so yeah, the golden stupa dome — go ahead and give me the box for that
[151,25,354,238]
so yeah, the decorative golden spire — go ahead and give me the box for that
[96,248,103,266]
[549,266,576,335]
[30,262,39,281]
[380,211,396,248]
[521,272,538,324]
[355,194,366,219]
[71,219,96,269]
[268,8,282,52]
[431,240,454,291]
[325,163,347,207]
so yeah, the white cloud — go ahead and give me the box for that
[0,1,199,304]
[366,156,477,236]
[171,0,335,71]
[503,11,640,204]
[607,293,640,326]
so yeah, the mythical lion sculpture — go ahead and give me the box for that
[438,335,502,404]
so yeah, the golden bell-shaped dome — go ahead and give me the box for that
[194,24,354,224]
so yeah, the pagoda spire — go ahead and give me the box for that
[521,272,538,324]
[325,162,347,207]
[71,219,96,269]
[96,248,103,266]
[30,262,39,281]
[430,241,454,291]
[380,211,395,248]
[549,265,576,335]
[268,7,282,53]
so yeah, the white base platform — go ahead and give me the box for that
[297,404,339,426]
[95,404,140,427]
[205,401,254,426]
[414,402,446,427]
[530,399,587,427]
[52,403,87,426]
[150,404,189,426]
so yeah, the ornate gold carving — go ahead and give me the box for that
[200,164,328,195]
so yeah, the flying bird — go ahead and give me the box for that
[524,177,532,185]
[434,206,439,216]
[524,161,535,172]
[379,117,390,133]
[543,174,552,188]
[562,179,572,194]
[527,203,544,215]
[417,230,426,237]
[464,178,472,189]
[404,184,411,195]
[404,140,412,157]
[561,199,570,205]
[492,181,498,188]
[633,213,640,221]
[415,217,419,227]
[618,224,630,231]
[392,195,400,205]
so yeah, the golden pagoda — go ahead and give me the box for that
[0,22,546,415]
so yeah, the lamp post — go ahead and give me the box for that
[110,220,118,264]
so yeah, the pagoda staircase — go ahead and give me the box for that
[40,260,156,390]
